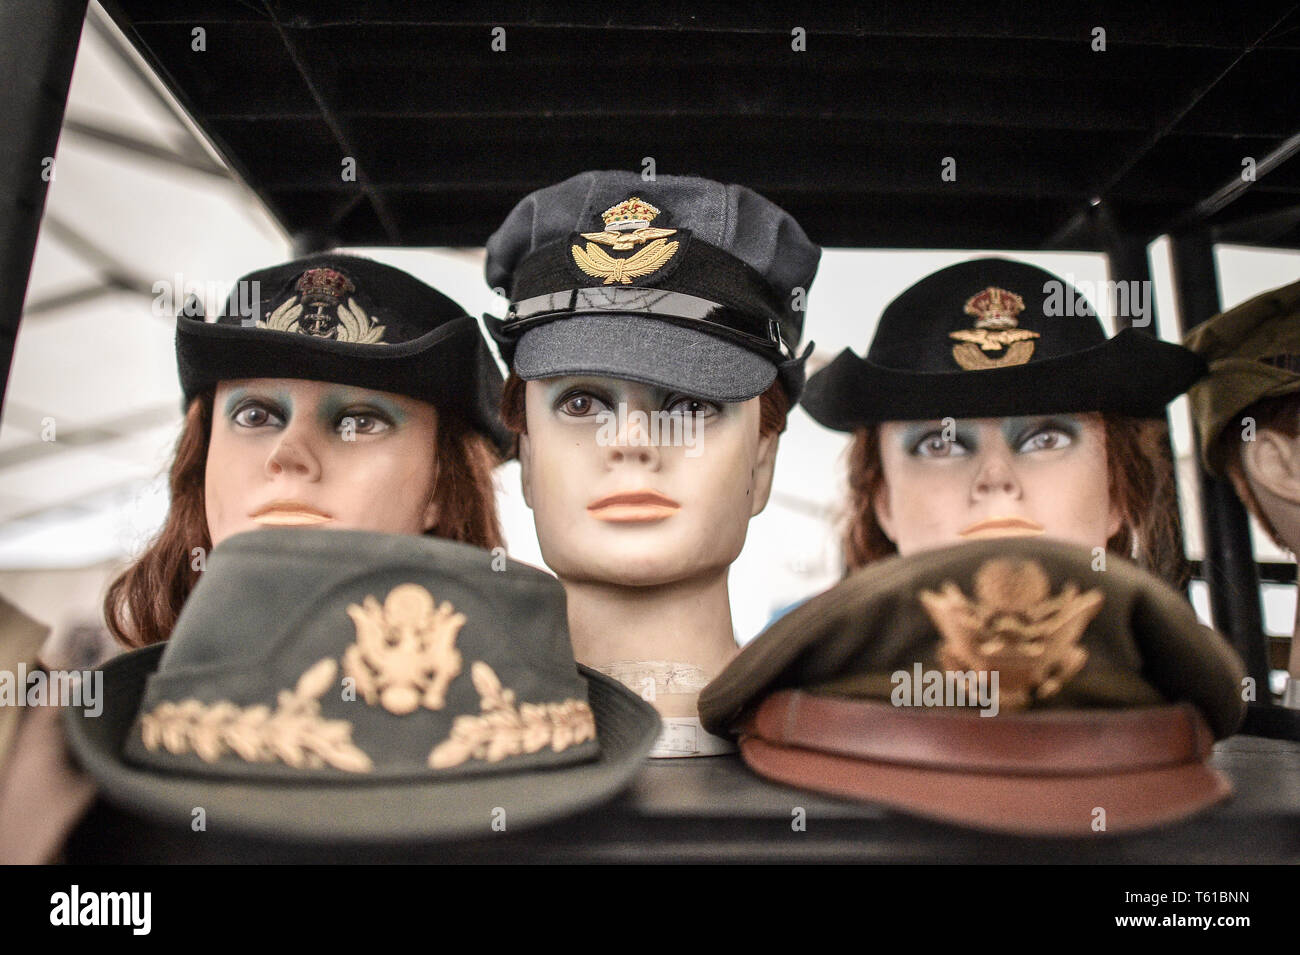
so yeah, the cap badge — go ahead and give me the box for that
[257,267,388,343]
[343,583,466,715]
[949,286,1039,370]
[571,196,679,284]
[139,583,595,773]
[918,558,1102,709]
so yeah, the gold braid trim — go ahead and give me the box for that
[428,662,595,769]
[140,658,373,773]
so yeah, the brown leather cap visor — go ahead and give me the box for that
[739,691,1232,836]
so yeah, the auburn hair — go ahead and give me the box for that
[843,414,1189,587]
[499,372,791,438]
[103,389,503,648]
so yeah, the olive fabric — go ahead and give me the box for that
[802,258,1206,428]
[700,537,1247,835]
[64,528,659,843]
[1183,279,1300,476]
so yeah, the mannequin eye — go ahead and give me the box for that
[664,395,719,419]
[911,432,969,458]
[1017,427,1074,453]
[557,391,609,418]
[232,401,284,429]
[337,411,393,435]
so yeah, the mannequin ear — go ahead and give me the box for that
[749,432,780,516]
[1106,500,1123,541]
[421,497,441,533]
[420,455,442,532]
[1241,427,1300,504]
[872,483,897,543]
[518,432,535,510]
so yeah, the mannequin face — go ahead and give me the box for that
[874,413,1120,556]
[1237,425,1300,552]
[205,378,440,548]
[518,376,779,587]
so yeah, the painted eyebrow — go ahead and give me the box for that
[1001,415,1081,444]
[898,420,977,449]
[316,390,408,423]
[223,387,292,416]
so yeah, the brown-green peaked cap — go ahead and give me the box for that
[701,536,1246,737]
[700,537,1247,835]
[1183,278,1300,476]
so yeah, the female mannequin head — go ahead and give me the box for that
[105,254,507,648]
[803,258,1205,584]
[842,412,1184,577]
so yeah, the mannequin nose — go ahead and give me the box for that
[602,410,662,469]
[970,452,1021,500]
[265,427,323,481]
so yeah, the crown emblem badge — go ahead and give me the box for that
[948,286,1039,370]
[570,196,680,285]
[257,267,387,343]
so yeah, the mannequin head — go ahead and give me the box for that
[1219,393,1300,552]
[106,252,509,649]
[502,372,787,586]
[844,412,1186,580]
[803,258,1204,585]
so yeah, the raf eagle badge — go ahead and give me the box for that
[948,286,1040,369]
[571,196,680,285]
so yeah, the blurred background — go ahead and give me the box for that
[2,4,1297,669]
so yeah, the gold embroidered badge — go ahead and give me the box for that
[917,558,1103,709]
[571,196,679,284]
[948,286,1039,369]
[140,658,373,773]
[428,661,595,769]
[257,267,387,343]
[343,584,465,715]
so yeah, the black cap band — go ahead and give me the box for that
[500,286,792,360]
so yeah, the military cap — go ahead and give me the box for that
[64,528,659,843]
[700,536,1247,836]
[175,252,511,454]
[483,170,821,402]
[1183,279,1300,476]
[802,258,1206,428]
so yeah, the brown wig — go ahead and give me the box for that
[499,372,791,438]
[843,414,1189,587]
[104,389,504,649]
[1215,391,1300,549]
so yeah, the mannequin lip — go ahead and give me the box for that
[250,501,333,526]
[588,490,680,523]
[959,516,1045,539]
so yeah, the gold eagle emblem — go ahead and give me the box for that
[571,237,680,285]
[917,558,1103,710]
[342,584,466,715]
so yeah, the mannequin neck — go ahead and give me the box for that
[562,567,741,683]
